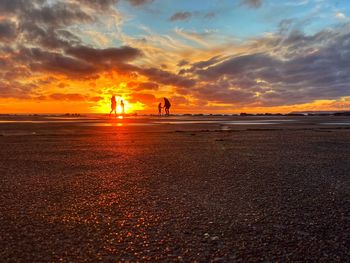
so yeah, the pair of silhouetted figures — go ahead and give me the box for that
[158,97,171,116]
[109,95,124,116]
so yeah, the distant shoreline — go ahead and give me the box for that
[1,111,350,117]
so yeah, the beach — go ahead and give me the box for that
[0,115,349,262]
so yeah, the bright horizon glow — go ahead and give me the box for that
[1,0,350,114]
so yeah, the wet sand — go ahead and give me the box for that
[0,116,349,262]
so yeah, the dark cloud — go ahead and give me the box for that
[169,12,192,22]
[0,0,44,15]
[0,1,87,51]
[25,2,93,27]
[191,55,224,70]
[17,47,98,77]
[135,82,159,91]
[127,0,154,6]
[179,56,226,75]
[170,11,215,22]
[240,0,262,8]
[177,59,189,67]
[171,95,189,105]
[139,67,195,88]
[21,24,82,50]
[12,44,143,79]
[0,81,36,99]
[127,81,159,91]
[186,56,225,72]
[197,53,279,80]
[74,0,119,10]
[0,0,149,99]
[66,46,142,64]
[0,20,17,42]
[76,0,153,9]
[194,84,256,104]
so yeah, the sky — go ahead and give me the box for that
[1,0,350,114]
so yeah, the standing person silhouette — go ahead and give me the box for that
[163,97,171,116]
[158,103,163,116]
[110,95,117,116]
[120,99,125,115]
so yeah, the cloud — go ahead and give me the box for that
[49,93,87,101]
[21,24,82,50]
[335,12,347,21]
[204,12,216,19]
[10,44,143,79]
[126,0,154,6]
[17,47,99,77]
[0,0,91,52]
[66,45,142,63]
[135,82,159,91]
[0,0,43,15]
[169,12,192,22]
[177,59,189,67]
[0,0,149,99]
[174,28,215,46]
[240,0,262,8]
[129,93,156,104]
[0,20,17,42]
[139,67,195,88]
[187,27,350,106]
[169,11,216,22]
[24,2,93,27]
[72,0,153,10]
[0,81,36,99]
[191,55,225,69]
[127,81,159,91]
[74,0,118,10]
[171,95,189,105]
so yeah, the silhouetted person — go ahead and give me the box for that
[110,95,117,116]
[120,99,125,115]
[158,103,163,116]
[164,97,171,116]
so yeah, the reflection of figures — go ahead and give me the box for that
[158,103,163,116]
[110,95,116,116]
[163,97,171,116]
[120,99,125,115]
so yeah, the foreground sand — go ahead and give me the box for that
[0,116,349,262]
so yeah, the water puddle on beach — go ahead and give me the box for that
[223,121,277,125]
[321,122,350,125]
[1,131,37,136]
[154,120,221,124]
[155,119,294,125]
[224,120,295,125]
[81,122,158,127]
[0,120,96,124]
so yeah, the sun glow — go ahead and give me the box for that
[94,94,146,114]
[117,101,123,114]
